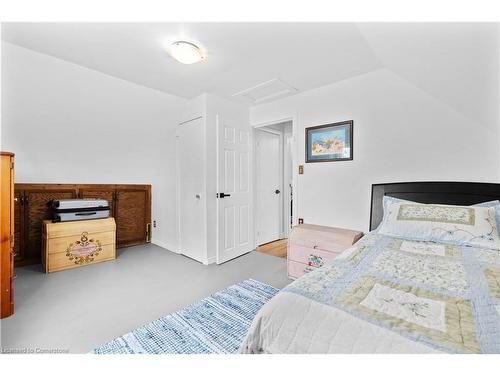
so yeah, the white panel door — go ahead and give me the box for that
[216,114,253,264]
[256,130,281,245]
[178,118,206,263]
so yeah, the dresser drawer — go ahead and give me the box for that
[43,218,116,238]
[288,259,318,279]
[45,231,115,254]
[288,243,340,267]
[289,224,363,250]
[47,243,116,273]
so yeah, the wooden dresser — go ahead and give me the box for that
[14,183,151,267]
[1,152,15,318]
[42,218,116,273]
[287,224,363,279]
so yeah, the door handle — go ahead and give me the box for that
[217,193,231,198]
[275,189,281,194]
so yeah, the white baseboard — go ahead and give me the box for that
[151,241,216,265]
[151,240,180,254]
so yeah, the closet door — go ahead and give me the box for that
[23,188,77,265]
[114,187,151,247]
[255,129,282,245]
[177,118,206,263]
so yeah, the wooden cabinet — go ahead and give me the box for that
[1,152,15,318]
[22,189,78,265]
[79,188,115,217]
[13,190,23,264]
[115,189,150,247]
[14,184,151,267]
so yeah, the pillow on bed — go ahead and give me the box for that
[475,200,500,229]
[377,198,500,249]
[377,196,500,232]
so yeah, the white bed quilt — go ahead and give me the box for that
[240,233,500,354]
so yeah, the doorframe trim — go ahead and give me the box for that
[252,116,298,250]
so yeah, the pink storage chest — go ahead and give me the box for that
[287,224,363,279]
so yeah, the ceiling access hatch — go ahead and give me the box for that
[232,78,298,104]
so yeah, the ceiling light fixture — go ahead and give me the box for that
[168,41,205,64]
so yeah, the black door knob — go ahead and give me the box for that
[275,189,281,194]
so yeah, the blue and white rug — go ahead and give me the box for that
[92,279,278,354]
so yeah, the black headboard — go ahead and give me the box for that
[370,181,500,231]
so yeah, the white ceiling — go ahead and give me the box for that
[1,23,382,101]
[2,22,498,125]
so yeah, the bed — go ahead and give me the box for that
[240,182,500,354]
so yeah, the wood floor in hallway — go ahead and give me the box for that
[256,239,288,259]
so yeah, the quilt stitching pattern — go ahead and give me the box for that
[484,267,500,298]
[371,250,468,294]
[334,276,480,353]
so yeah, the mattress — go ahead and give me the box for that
[240,233,500,354]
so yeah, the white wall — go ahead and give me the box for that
[3,38,498,253]
[1,42,187,249]
[250,68,500,233]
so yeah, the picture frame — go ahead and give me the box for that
[305,120,353,163]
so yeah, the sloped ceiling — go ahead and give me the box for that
[1,23,382,100]
[357,23,499,129]
[2,22,498,125]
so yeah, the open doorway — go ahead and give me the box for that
[254,120,294,258]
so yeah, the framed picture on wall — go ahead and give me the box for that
[305,120,353,163]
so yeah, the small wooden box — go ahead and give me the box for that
[42,218,116,273]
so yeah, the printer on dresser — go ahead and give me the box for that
[287,224,363,279]
[51,198,110,222]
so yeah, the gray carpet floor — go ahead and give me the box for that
[0,245,290,353]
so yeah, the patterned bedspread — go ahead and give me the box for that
[240,233,500,353]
